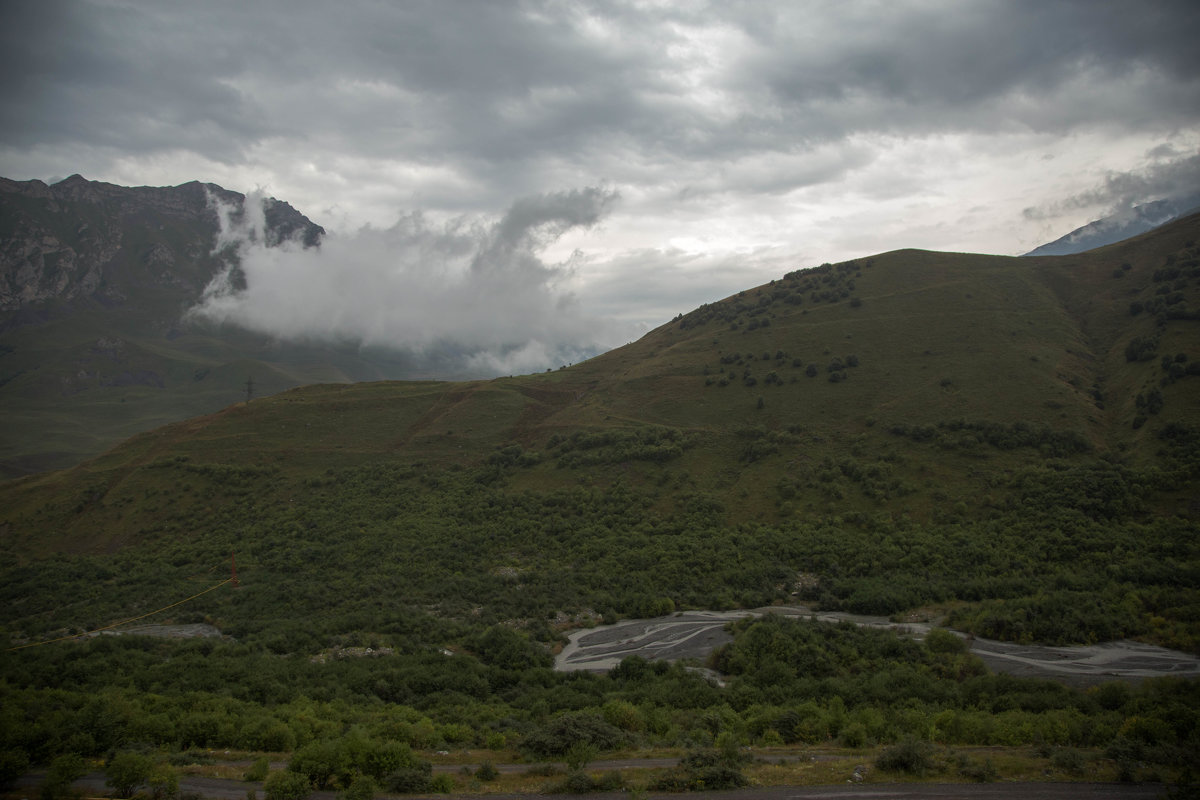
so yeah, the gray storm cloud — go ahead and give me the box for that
[3,1,1199,300]
[189,187,623,375]
[1024,152,1200,222]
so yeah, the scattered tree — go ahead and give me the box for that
[264,771,312,800]
[105,752,155,798]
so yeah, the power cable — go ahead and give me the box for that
[5,577,233,652]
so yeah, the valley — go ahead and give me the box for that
[2,201,1199,796]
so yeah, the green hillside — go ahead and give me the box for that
[0,304,430,476]
[3,213,1199,626]
[0,175,440,478]
[1,214,1198,792]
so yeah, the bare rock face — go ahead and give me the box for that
[0,174,324,314]
[0,174,329,477]
[2,237,112,310]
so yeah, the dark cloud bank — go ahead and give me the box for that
[3,1,1199,374]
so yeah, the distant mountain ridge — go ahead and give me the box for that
[1,174,322,314]
[1025,191,1200,256]
[0,175,407,477]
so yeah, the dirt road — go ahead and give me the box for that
[16,771,1167,800]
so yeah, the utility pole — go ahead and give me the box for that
[244,376,254,404]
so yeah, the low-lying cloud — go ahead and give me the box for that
[1024,152,1200,223]
[189,187,625,376]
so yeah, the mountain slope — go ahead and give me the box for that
[6,214,1198,526]
[1,213,1197,654]
[3,211,1198,791]
[1025,191,1200,256]
[0,175,422,477]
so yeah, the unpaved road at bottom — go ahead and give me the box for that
[19,771,1168,800]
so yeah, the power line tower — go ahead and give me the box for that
[244,376,254,404]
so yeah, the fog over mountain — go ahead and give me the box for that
[189,187,624,375]
[1026,189,1200,256]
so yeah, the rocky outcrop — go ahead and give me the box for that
[0,188,119,310]
[0,175,332,477]
[0,174,324,314]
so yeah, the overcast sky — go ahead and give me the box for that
[2,1,1199,373]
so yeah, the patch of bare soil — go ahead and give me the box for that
[89,623,227,640]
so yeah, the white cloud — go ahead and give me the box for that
[188,187,628,374]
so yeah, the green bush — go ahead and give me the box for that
[0,750,30,791]
[245,757,270,782]
[1050,748,1087,775]
[288,741,344,790]
[925,628,966,654]
[338,774,377,800]
[105,751,155,798]
[650,748,747,791]
[839,723,868,749]
[384,762,433,794]
[565,771,597,793]
[469,625,552,671]
[360,740,420,782]
[523,712,627,758]
[240,717,296,752]
[958,755,997,782]
[542,769,625,794]
[146,765,178,800]
[263,771,312,800]
[40,754,86,800]
[1125,335,1159,362]
[875,739,935,776]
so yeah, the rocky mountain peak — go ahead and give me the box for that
[0,174,324,315]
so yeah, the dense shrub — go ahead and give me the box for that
[925,628,966,654]
[245,757,270,782]
[544,770,624,794]
[384,762,433,794]
[339,774,378,800]
[288,741,343,790]
[264,771,312,800]
[650,749,747,791]
[105,752,155,798]
[875,739,935,776]
[0,750,30,791]
[1125,336,1159,362]
[958,755,997,782]
[523,712,628,758]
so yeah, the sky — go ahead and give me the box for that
[2,1,1199,375]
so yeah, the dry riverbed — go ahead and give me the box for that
[555,606,1200,686]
